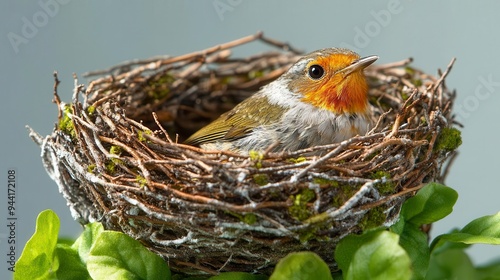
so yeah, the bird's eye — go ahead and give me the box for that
[308,64,324,79]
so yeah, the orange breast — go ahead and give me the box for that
[301,71,369,114]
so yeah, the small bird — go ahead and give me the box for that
[185,48,378,153]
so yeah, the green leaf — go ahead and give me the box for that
[87,230,170,280]
[335,229,382,271]
[401,183,458,226]
[426,249,477,280]
[476,258,500,280]
[55,243,92,279]
[72,222,104,263]
[397,225,430,280]
[209,272,268,280]
[431,212,500,251]
[336,230,412,280]
[460,212,500,240]
[269,252,333,280]
[14,209,60,280]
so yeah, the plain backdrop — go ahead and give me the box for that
[1,1,499,278]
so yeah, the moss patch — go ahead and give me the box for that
[253,174,269,186]
[312,177,339,188]
[58,104,76,139]
[359,206,387,230]
[109,145,122,155]
[226,211,258,225]
[333,184,360,208]
[286,157,307,164]
[86,105,96,116]
[435,127,462,152]
[137,130,152,142]
[289,188,316,221]
[136,175,147,188]
[371,171,396,195]
[87,164,96,173]
[249,150,263,168]
[147,73,174,100]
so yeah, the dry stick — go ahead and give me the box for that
[386,89,419,138]
[84,32,299,89]
[290,138,361,182]
[257,33,303,54]
[440,151,458,182]
[368,109,393,135]
[52,71,62,119]
[83,55,173,77]
[152,112,173,143]
[428,58,456,110]
[362,138,428,160]
[433,58,456,94]
[99,136,155,192]
[358,183,426,211]
[304,180,381,224]
[151,181,289,212]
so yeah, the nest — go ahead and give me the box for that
[28,33,460,275]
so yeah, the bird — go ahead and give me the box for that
[185,48,378,153]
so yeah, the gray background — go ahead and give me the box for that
[1,0,499,277]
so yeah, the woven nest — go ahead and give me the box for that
[28,33,460,275]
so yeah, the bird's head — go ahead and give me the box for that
[284,48,378,114]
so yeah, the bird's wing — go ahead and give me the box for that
[185,94,283,146]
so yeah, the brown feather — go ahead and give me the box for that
[185,94,283,146]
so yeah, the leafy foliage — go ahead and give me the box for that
[15,183,500,279]
[15,210,170,280]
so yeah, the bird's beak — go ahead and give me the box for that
[342,55,379,76]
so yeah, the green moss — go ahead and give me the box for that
[248,70,265,79]
[87,164,96,173]
[435,127,462,152]
[404,66,416,76]
[312,177,339,188]
[287,157,307,164]
[371,171,396,195]
[58,104,76,139]
[298,227,319,243]
[147,73,174,100]
[105,160,118,174]
[332,184,360,208]
[364,150,380,161]
[86,105,96,116]
[106,145,124,175]
[221,76,232,85]
[359,206,387,230]
[289,188,316,221]
[249,150,263,169]
[136,175,147,188]
[297,222,336,243]
[226,211,258,225]
[242,213,257,225]
[109,145,122,155]
[312,177,358,208]
[253,174,269,186]
[137,130,152,142]
[412,79,423,87]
